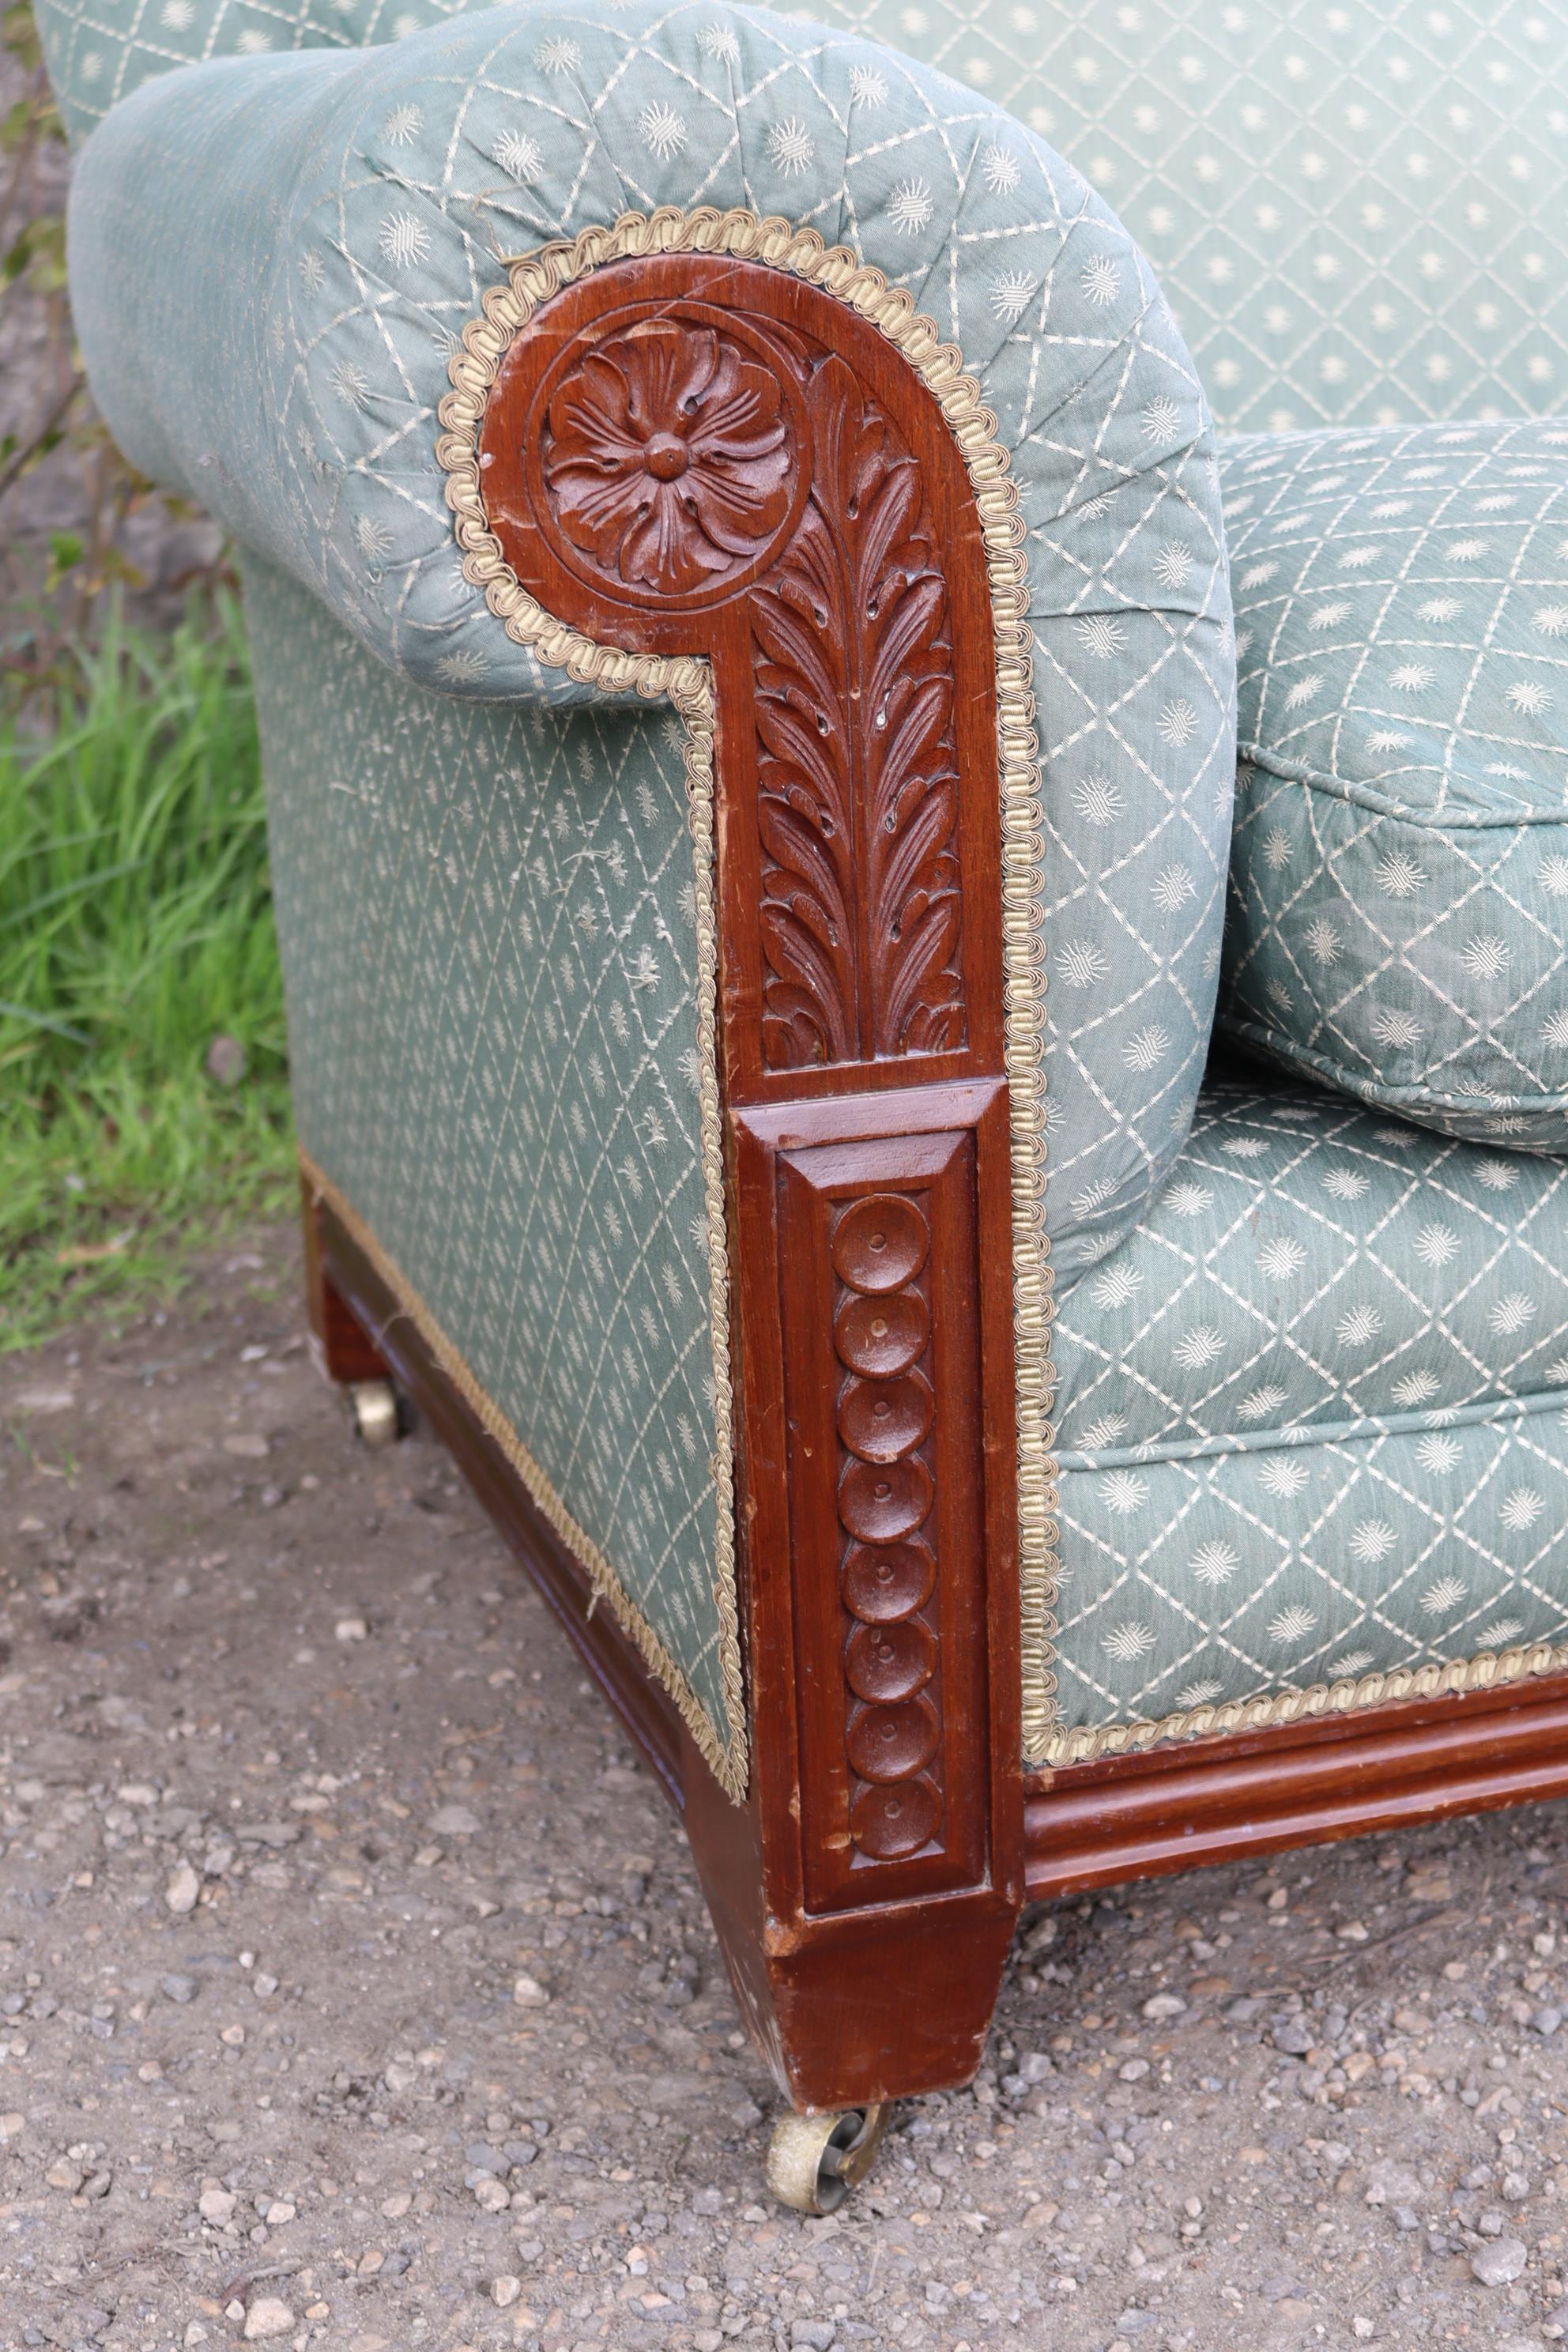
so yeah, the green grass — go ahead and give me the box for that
[1,597,295,1347]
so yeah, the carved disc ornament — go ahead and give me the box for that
[537,308,803,603]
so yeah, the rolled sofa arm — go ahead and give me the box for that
[66,0,1234,1268]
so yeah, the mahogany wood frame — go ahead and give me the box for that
[302,246,1568,2121]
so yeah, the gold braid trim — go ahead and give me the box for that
[434,204,1058,1775]
[301,1147,748,1800]
[1045,1639,1568,1770]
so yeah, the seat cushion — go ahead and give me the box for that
[1218,420,1568,1149]
[1043,1078,1568,1758]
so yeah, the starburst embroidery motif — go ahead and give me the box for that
[1501,1488,1545,1530]
[1461,933,1510,980]
[1238,1381,1290,1423]
[1371,1008,1423,1050]
[1412,1222,1458,1268]
[1058,940,1109,987]
[697,21,739,58]
[1153,541,1193,590]
[1159,698,1200,748]
[330,360,371,409]
[639,101,688,159]
[1152,862,1196,912]
[1269,1604,1318,1646]
[533,36,581,73]
[1103,1619,1155,1663]
[1259,1456,1310,1499]
[1490,1291,1536,1335]
[1543,855,1568,899]
[1336,1304,1382,1348]
[1349,1519,1396,1563]
[378,212,430,270]
[1305,916,1340,965]
[1257,1238,1306,1280]
[1390,662,1435,693]
[1078,614,1127,658]
[1532,603,1568,637]
[1074,774,1121,827]
[1081,254,1121,307]
[299,248,326,296]
[888,177,934,234]
[1322,1167,1370,1201]
[982,145,1021,193]
[1101,1472,1150,1517]
[847,64,888,105]
[495,129,543,182]
[1143,395,1182,442]
[1418,595,1461,622]
[989,270,1038,325]
[1416,1433,1461,1473]
[382,102,421,142]
[1261,827,1292,872]
[1174,1326,1223,1370]
[1421,1575,1468,1617]
[1283,673,1323,709]
[765,116,814,175]
[1376,850,1424,899]
[1191,1540,1240,1587]
[1123,1023,1170,1073]
[1164,1182,1213,1224]
[1092,1265,1143,1310]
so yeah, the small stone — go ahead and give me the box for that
[473,2177,511,2213]
[1272,2017,1315,2058]
[45,2160,84,2193]
[1534,2007,1562,2038]
[242,2297,295,2340]
[379,2192,412,2219]
[205,1035,247,1087]
[1336,1920,1369,1942]
[491,2278,522,2309]
[790,2325,837,2351]
[429,1805,481,1836]
[0,2113,23,2141]
[160,1973,196,2005]
[1141,1993,1186,2022]
[199,2188,236,2223]
[334,1616,369,1643]
[265,2200,296,2225]
[165,1865,201,1917]
[1352,2324,1374,2343]
[1472,2237,1528,2287]
[512,1973,551,2009]
[1118,2058,1151,2082]
[222,1434,270,1459]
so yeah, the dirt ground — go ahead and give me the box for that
[6,1226,1568,2352]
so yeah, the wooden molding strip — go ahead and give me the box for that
[1023,1672,1568,1901]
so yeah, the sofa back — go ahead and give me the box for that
[809,0,1568,434]
[39,0,1568,433]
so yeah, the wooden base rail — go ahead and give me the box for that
[1023,1675,1568,1903]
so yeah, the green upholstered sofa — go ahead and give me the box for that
[38,0,1568,2211]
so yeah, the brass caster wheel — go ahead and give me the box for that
[765,2104,889,2216]
[349,1380,400,1449]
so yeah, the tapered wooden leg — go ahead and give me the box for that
[300,1170,394,1387]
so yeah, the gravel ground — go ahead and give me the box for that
[6,1224,1568,2352]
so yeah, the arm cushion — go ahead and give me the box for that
[66,0,1234,1270]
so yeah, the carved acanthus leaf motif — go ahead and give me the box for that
[542,319,793,596]
[753,355,964,1069]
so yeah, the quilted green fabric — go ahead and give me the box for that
[1219,420,1568,1149]
[62,0,1234,1279]
[1050,1079,1568,1735]
[244,553,741,1764]
[38,0,1568,432]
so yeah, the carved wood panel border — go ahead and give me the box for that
[435,217,1054,1909]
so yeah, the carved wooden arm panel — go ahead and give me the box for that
[474,247,1023,2102]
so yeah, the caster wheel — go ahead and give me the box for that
[349,1380,400,1449]
[765,2104,889,2215]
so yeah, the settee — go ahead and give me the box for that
[36,0,1568,2211]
